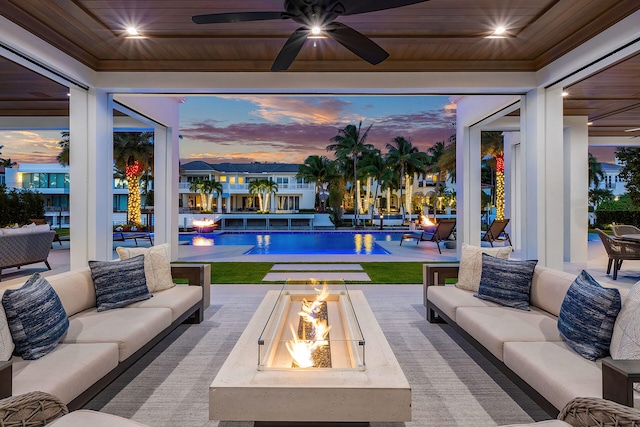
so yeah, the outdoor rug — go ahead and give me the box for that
[84,284,550,426]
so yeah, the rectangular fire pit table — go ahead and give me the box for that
[209,287,412,423]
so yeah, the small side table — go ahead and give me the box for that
[602,357,640,407]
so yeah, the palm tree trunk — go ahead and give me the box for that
[127,176,142,224]
[353,156,358,226]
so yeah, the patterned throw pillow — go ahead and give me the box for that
[0,301,14,360]
[1,273,69,360]
[456,243,512,292]
[475,254,538,310]
[558,270,621,361]
[116,243,175,293]
[89,255,152,311]
[610,280,640,359]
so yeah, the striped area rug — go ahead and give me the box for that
[84,285,549,426]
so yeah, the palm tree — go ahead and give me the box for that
[56,132,70,166]
[385,136,428,221]
[113,132,154,225]
[359,149,394,219]
[588,153,605,189]
[327,122,374,226]
[189,177,207,209]
[249,179,278,212]
[0,145,17,168]
[297,155,338,211]
[204,179,224,211]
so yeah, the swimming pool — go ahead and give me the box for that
[178,231,404,255]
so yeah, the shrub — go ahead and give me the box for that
[0,187,45,226]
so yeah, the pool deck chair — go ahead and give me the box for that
[400,218,456,254]
[481,219,512,248]
[596,228,640,280]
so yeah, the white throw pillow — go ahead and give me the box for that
[116,243,174,293]
[455,243,512,292]
[610,280,640,359]
[0,292,15,361]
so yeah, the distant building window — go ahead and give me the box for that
[220,176,227,182]
[238,177,244,184]
[229,176,236,184]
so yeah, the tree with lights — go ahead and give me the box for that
[248,179,278,212]
[113,132,154,225]
[482,131,505,220]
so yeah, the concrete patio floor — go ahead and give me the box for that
[2,233,639,290]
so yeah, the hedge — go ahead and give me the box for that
[594,210,640,228]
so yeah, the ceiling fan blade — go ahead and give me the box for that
[192,11,286,25]
[326,23,389,65]
[271,28,309,71]
[338,0,430,16]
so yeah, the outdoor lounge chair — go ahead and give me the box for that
[29,218,62,246]
[400,218,456,254]
[611,224,640,237]
[481,218,512,248]
[595,228,640,280]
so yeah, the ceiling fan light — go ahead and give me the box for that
[493,26,506,35]
[126,27,139,36]
[311,26,322,35]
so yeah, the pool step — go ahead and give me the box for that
[263,264,370,282]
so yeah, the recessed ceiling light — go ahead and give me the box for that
[494,26,506,35]
[587,122,593,125]
[126,27,139,36]
[562,91,569,97]
[311,26,321,36]
[625,128,640,132]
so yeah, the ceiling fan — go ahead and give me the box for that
[192,0,430,71]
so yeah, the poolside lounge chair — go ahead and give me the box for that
[481,219,512,248]
[596,228,640,280]
[400,218,456,254]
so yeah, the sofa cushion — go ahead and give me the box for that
[63,307,172,361]
[456,306,563,361]
[116,243,175,293]
[89,255,152,311]
[475,254,538,310]
[558,270,621,361]
[455,244,511,292]
[0,301,14,361]
[427,285,499,322]
[12,342,119,405]
[610,279,640,359]
[503,341,603,412]
[45,268,96,317]
[530,267,577,317]
[2,274,69,360]
[127,285,202,322]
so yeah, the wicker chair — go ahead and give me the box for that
[611,224,640,238]
[0,391,68,426]
[558,397,640,427]
[595,228,640,280]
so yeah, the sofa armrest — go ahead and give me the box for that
[0,360,11,400]
[0,390,68,426]
[422,263,459,307]
[601,357,640,407]
[171,264,211,311]
[558,396,640,425]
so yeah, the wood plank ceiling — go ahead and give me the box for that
[0,0,639,136]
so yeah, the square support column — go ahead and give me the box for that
[69,87,113,268]
[563,116,589,263]
[521,88,564,269]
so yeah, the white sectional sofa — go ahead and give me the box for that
[423,263,637,416]
[0,263,210,410]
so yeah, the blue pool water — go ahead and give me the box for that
[178,231,404,255]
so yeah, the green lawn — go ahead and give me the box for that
[180,262,433,284]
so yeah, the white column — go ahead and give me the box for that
[520,87,564,268]
[69,87,113,267]
[563,116,589,263]
[153,123,179,256]
[456,125,482,251]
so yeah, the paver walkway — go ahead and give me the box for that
[263,263,370,282]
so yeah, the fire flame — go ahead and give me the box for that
[420,215,436,227]
[192,219,214,228]
[286,283,332,368]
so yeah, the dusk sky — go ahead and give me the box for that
[0,95,618,165]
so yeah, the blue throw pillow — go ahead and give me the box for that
[558,270,621,361]
[2,273,69,360]
[475,253,538,310]
[89,255,151,312]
